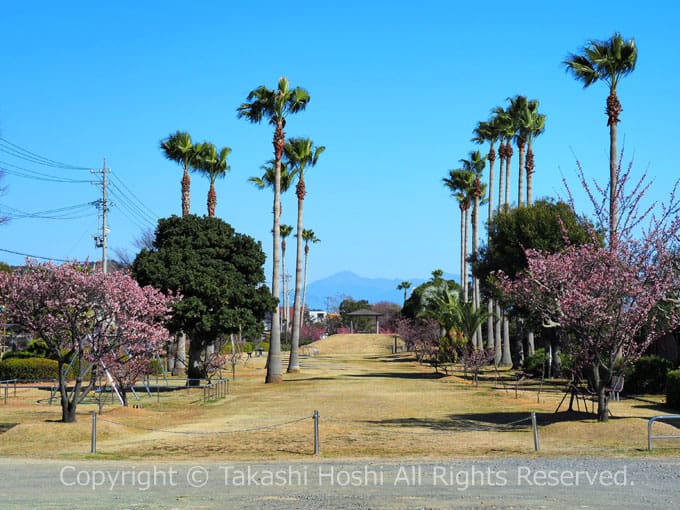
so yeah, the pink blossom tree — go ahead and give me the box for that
[0,260,175,422]
[498,161,680,421]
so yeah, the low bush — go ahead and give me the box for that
[1,350,38,360]
[666,369,680,409]
[626,355,674,394]
[0,358,60,380]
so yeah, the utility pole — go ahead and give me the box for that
[91,159,110,274]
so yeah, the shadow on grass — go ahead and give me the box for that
[347,372,448,380]
[363,410,627,432]
[0,423,17,434]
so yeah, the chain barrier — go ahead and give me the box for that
[96,414,311,436]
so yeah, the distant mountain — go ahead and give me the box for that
[304,271,459,310]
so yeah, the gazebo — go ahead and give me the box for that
[346,309,383,334]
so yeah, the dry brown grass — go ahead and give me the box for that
[1,334,678,460]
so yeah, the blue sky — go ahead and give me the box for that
[0,0,678,287]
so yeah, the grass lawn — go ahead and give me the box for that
[0,334,677,460]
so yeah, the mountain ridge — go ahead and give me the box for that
[303,270,459,310]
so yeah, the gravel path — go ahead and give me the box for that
[1,457,679,509]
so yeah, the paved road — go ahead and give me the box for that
[1,457,679,509]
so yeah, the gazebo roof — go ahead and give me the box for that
[346,309,383,317]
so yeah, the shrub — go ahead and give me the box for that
[2,350,39,360]
[626,355,674,394]
[220,341,254,354]
[25,339,51,358]
[0,358,60,380]
[523,348,573,377]
[524,348,547,377]
[666,369,680,409]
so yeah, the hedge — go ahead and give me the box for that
[626,355,673,395]
[0,358,60,380]
[667,370,680,409]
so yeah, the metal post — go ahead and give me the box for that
[313,410,320,455]
[531,412,540,452]
[91,412,97,454]
[156,370,160,404]
[3,382,7,405]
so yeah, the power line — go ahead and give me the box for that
[0,247,73,263]
[109,180,157,225]
[110,170,159,220]
[0,137,90,170]
[0,202,94,220]
[0,161,91,183]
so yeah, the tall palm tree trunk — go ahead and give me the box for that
[525,147,535,206]
[302,244,311,316]
[288,179,306,373]
[486,144,496,350]
[607,89,621,244]
[207,183,216,217]
[501,313,511,365]
[181,169,191,217]
[463,208,469,302]
[497,143,506,213]
[459,206,466,301]
[494,302,502,364]
[517,143,525,207]
[281,237,288,344]
[505,141,513,207]
[266,123,284,384]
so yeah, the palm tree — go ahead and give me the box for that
[160,131,196,217]
[248,159,295,195]
[460,151,487,349]
[397,281,412,306]
[472,115,503,352]
[280,224,294,342]
[493,107,515,209]
[194,142,231,217]
[508,95,531,207]
[301,229,320,314]
[525,100,546,206]
[443,169,474,303]
[237,77,310,383]
[564,33,637,243]
[284,137,325,373]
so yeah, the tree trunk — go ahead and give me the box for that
[526,330,535,357]
[494,302,502,365]
[512,318,524,369]
[302,245,310,314]
[526,145,535,206]
[181,168,191,217]
[267,122,284,383]
[607,89,622,244]
[487,298,494,350]
[497,143,505,212]
[187,339,205,386]
[501,314,511,365]
[288,188,306,373]
[173,332,187,376]
[463,208,469,302]
[472,191,481,348]
[281,238,288,345]
[207,183,216,218]
[505,141,513,207]
[517,143,525,207]
[460,206,467,301]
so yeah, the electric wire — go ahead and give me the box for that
[0,137,90,170]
